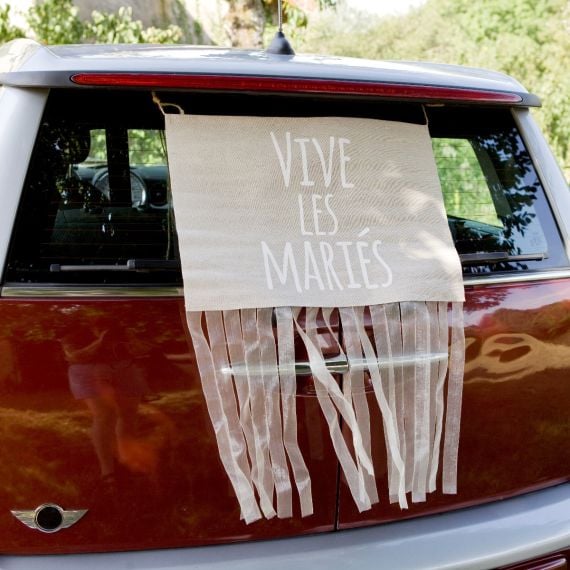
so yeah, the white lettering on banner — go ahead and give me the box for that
[261,239,393,292]
[264,131,392,293]
[271,132,356,190]
[297,193,338,236]
[261,241,302,293]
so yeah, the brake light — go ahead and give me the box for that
[70,73,523,104]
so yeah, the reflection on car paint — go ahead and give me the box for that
[337,279,570,528]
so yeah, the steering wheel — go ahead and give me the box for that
[91,168,148,208]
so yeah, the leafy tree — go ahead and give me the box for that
[0,4,24,43]
[26,0,182,45]
[84,7,182,44]
[27,0,83,44]
[298,0,570,177]
[225,0,266,48]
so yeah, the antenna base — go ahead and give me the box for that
[267,30,296,56]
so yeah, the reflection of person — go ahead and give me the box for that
[61,326,149,490]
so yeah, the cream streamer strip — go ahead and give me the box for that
[275,307,313,517]
[383,302,407,505]
[294,308,373,512]
[223,310,271,514]
[412,301,430,504]
[240,308,277,518]
[428,302,450,492]
[369,304,401,504]
[322,308,378,506]
[443,302,466,493]
[187,312,261,523]
[400,302,416,495]
[345,306,408,509]
[257,308,293,518]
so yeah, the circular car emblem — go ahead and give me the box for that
[11,503,88,533]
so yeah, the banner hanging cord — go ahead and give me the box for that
[152,91,185,115]
[422,104,430,126]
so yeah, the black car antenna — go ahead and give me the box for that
[266,0,296,55]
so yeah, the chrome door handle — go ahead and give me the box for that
[222,352,447,377]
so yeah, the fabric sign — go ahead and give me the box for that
[166,115,464,310]
[165,112,465,524]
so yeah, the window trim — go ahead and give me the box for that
[512,108,570,266]
[0,285,183,297]
[5,268,570,297]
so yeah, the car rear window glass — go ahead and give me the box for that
[429,105,565,273]
[3,89,566,286]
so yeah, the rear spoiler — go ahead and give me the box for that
[0,71,542,107]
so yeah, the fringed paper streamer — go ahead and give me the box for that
[322,308,379,507]
[293,307,374,512]
[186,301,465,521]
[411,301,430,504]
[428,302,450,492]
[275,307,313,517]
[190,308,315,521]
[442,302,465,493]
[257,307,293,518]
[238,308,277,518]
[187,311,261,524]
[223,309,274,517]
[369,304,403,504]
[379,303,408,504]
[340,306,408,509]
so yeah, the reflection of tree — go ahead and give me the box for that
[0,301,188,393]
[464,285,509,312]
[476,128,539,239]
[478,301,570,340]
[464,299,570,386]
[451,127,542,275]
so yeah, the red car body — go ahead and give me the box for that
[0,39,568,569]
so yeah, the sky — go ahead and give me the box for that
[345,0,426,16]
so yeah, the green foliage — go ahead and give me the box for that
[25,0,182,45]
[263,0,336,42]
[142,25,183,44]
[27,0,83,44]
[0,4,24,43]
[283,3,308,29]
[84,7,182,44]
[433,138,500,226]
[298,0,570,177]
[85,7,145,44]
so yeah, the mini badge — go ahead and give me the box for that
[11,503,87,533]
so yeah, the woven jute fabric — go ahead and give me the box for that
[165,115,464,311]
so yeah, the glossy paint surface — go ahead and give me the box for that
[2,279,569,553]
[338,278,570,527]
[0,298,338,554]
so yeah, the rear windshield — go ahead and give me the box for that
[3,89,566,285]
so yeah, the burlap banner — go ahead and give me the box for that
[166,115,463,310]
[165,113,465,523]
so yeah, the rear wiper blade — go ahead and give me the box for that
[50,259,180,272]
[460,252,547,265]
